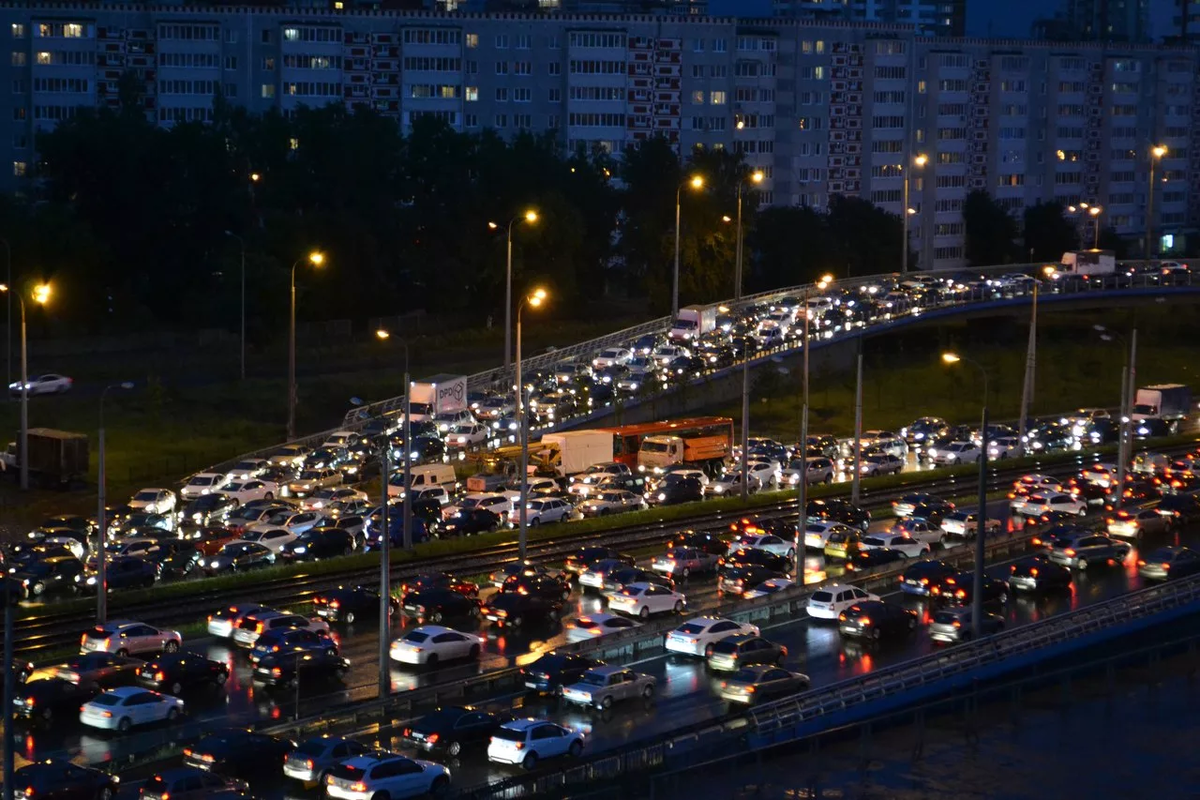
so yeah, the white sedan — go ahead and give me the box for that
[729,533,795,560]
[579,490,646,517]
[930,442,982,466]
[445,422,491,449]
[859,532,930,558]
[525,497,574,525]
[225,459,270,482]
[389,625,482,666]
[9,373,72,396]
[443,493,511,521]
[302,486,368,511]
[803,521,858,550]
[180,473,229,500]
[746,460,782,490]
[706,471,759,497]
[128,488,177,515]
[592,347,632,368]
[1012,474,1065,493]
[664,617,760,657]
[565,612,642,642]
[1013,492,1087,517]
[605,582,686,619]
[238,528,297,553]
[80,687,184,732]
[220,479,279,504]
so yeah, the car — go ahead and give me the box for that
[648,475,706,506]
[569,461,631,490]
[1079,462,1121,488]
[901,417,949,446]
[651,546,720,578]
[314,585,398,624]
[802,520,858,550]
[521,496,573,525]
[1007,557,1073,593]
[592,347,633,368]
[731,532,796,560]
[13,677,99,722]
[444,492,511,520]
[81,620,182,657]
[578,489,647,517]
[858,453,905,476]
[237,527,297,553]
[204,540,276,574]
[988,436,1021,459]
[11,762,119,800]
[823,528,866,560]
[128,488,178,515]
[141,768,249,800]
[837,600,919,641]
[930,441,982,466]
[487,718,584,769]
[136,652,230,694]
[401,706,513,758]
[669,529,728,555]
[302,486,368,512]
[30,653,144,688]
[184,728,296,779]
[928,606,1007,644]
[859,532,930,558]
[440,508,503,537]
[1012,473,1065,494]
[207,603,269,638]
[248,625,337,664]
[745,459,782,490]
[563,546,634,577]
[482,590,564,628]
[11,554,85,597]
[80,686,185,731]
[231,610,329,648]
[1048,532,1132,570]
[1138,546,1200,581]
[706,470,760,497]
[706,633,788,672]
[1014,492,1088,518]
[605,582,686,618]
[219,479,279,505]
[939,510,1002,541]
[282,736,369,785]
[742,577,798,598]
[579,558,644,590]
[402,572,481,598]
[280,527,357,561]
[565,612,642,642]
[254,648,350,686]
[389,625,482,666]
[1107,507,1173,539]
[401,587,481,622]
[562,665,656,709]
[520,653,601,694]
[10,373,73,396]
[181,472,229,500]
[806,498,871,531]
[718,665,811,705]
[249,509,323,536]
[76,555,158,593]
[806,583,879,619]
[892,493,952,519]
[929,572,1009,606]
[181,493,239,526]
[445,422,491,449]
[286,469,342,499]
[843,548,907,573]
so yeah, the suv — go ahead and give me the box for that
[325,753,449,800]
[80,620,182,657]
[487,719,585,770]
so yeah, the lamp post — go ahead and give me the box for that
[1146,145,1167,258]
[287,250,325,441]
[515,289,548,559]
[96,381,134,624]
[1094,324,1136,509]
[792,277,830,562]
[0,281,50,490]
[734,171,764,302]
[1,238,9,394]
[489,210,538,372]
[673,175,704,318]
[1087,205,1102,249]
[373,329,409,697]
[901,154,927,275]
[942,352,989,640]
[223,231,247,381]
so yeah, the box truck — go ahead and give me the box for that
[1059,250,1116,277]
[540,430,615,477]
[668,304,718,341]
[408,374,467,421]
[0,428,89,487]
[1132,384,1192,423]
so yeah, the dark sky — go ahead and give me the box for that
[968,0,1045,38]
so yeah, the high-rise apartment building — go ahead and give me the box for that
[1056,0,1151,42]
[2,7,1195,266]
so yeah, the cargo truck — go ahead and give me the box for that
[540,430,614,477]
[668,304,718,341]
[0,428,89,487]
[1132,384,1192,425]
[1058,250,1116,277]
[408,374,467,421]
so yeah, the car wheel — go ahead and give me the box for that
[344,610,356,624]
[31,581,45,596]
[214,671,228,685]
[170,681,183,695]
[568,739,584,758]
[601,695,614,709]
[1078,508,1087,517]
[426,653,439,667]
[871,627,882,641]
[98,787,114,800]
[371,792,390,800]
[164,640,180,653]
[510,615,524,627]
[642,683,655,699]
[522,752,538,771]
[705,644,715,657]
[166,706,180,722]
[430,611,444,624]
[1077,558,1089,571]
[823,475,832,485]
[775,652,785,664]
[681,567,691,579]
[673,600,684,614]
[264,492,274,500]
[40,707,53,722]
[468,644,480,660]
[116,648,129,657]
[638,606,650,619]
[907,617,917,630]
[529,518,540,527]
[117,717,132,732]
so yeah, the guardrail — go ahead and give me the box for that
[455,567,1200,799]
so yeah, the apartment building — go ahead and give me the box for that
[3,6,1196,267]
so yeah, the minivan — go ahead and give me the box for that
[386,464,457,497]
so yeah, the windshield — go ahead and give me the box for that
[298,471,321,480]
[710,640,739,654]
[134,492,159,502]
[188,476,215,486]
[641,441,670,454]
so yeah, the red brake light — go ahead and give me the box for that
[1064,548,1077,556]
[427,733,440,744]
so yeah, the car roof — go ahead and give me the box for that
[583,664,627,676]
[409,625,459,635]
[500,718,554,732]
[99,685,148,698]
[577,612,623,624]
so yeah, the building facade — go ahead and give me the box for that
[2,5,1196,266]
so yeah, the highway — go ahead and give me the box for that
[14,497,1192,793]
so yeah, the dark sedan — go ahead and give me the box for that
[648,476,704,506]
[844,548,906,572]
[401,588,481,622]
[563,546,635,576]
[899,559,959,596]
[668,530,728,555]
[1007,557,1073,593]
[482,591,564,628]
[400,572,480,598]
[1138,546,1200,581]
[929,572,1009,606]
[313,585,398,624]
[805,498,871,531]
[838,600,918,641]
[440,508,503,538]
[136,653,229,694]
[520,652,600,695]
[75,556,157,593]
[13,677,99,723]
[12,762,119,800]
[401,706,513,757]
[184,729,296,780]
[203,541,276,575]
[279,528,355,561]
[253,649,349,687]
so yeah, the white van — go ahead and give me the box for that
[386,463,458,497]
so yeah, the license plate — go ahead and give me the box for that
[524,680,541,689]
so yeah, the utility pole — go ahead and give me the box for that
[851,346,864,504]
[1016,284,1038,457]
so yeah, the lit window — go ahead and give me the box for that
[64,23,82,38]
[283,27,299,42]
[465,86,478,101]
[36,52,49,65]
[465,33,478,48]
[13,161,26,177]
[261,84,275,98]
[710,91,726,105]
[289,137,299,150]
[11,24,24,39]
[334,1,343,8]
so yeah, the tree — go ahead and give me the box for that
[748,205,835,290]
[1023,201,1078,262]
[825,195,904,277]
[962,190,1018,267]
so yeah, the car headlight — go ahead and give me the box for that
[210,561,221,568]
[658,493,666,501]
[294,546,307,554]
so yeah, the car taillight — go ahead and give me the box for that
[349,783,367,792]
[1163,563,1172,570]
[330,600,339,608]
[1064,548,1077,556]
[897,574,905,582]
[155,671,165,681]
[952,620,962,628]
[920,578,929,585]
[256,622,266,633]
[271,667,282,677]
[1030,568,1038,577]
[80,634,86,647]
[1031,537,1043,547]
[859,617,871,626]
[955,589,967,598]
[838,613,847,621]
[427,733,440,744]
[779,646,788,656]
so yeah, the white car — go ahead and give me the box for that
[987,437,1021,460]
[80,620,182,656]
[389,625,482,666]
[225,458,270,482]
[1080,463,1120,487]
[592,347,632,368]
[128,488,177,515]
[445,422,490,449]
[1013,492,1087,518]
[444,493,512,521]
[248,510,322,536]
[302,486,368,511]
[859,532,930,558]
[706,471,760,497]
[565,612,642,642]
[616,358,655,391]
[268,445,310,468]
[746,460,782,490]
[859,453,905,476]
[862,431,908,458]
[10,373,73,396]
[487,719,584,769]
[605,582,686,619]
[579,490,646,517]
[501,478,560,506]
[325,753,450,800]
[206,604,269,638]
[433,409,475,433]
[474,396,514,421]
[321,431,356,449]
[219,479,279,505]
[569,462,630,492]
[888,517,945,547]
[650,344,689,366]
[664,617,760,657]
[940,511,1002,540]
[524,497,574,525]
[806,583,879,620]
[803,520,858,550]
[231,610,330,648]
[80,687,184,732]
[181,473,229,500]
[238,528,297,553]
[729,533,795,560]
[931,442,982,466]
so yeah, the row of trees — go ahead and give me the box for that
[7,95,1126,338]
[963,189,1128,267]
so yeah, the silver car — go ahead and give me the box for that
[1047,532,1131,570]
[283,736,369,783]
[928,606,1005,644]
[561,666,656,710]
[651,547,719,578]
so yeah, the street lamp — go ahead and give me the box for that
[734,170,764,302]
[373,328,409,698]
[489,209,538,372]
[287,250,324,441]
[941,351,989,641]
[1087,205,1102,249]
[515,288,548,559]
[223,231,246,381]
[673,175,705,318]
[1147,145,1167,258]
[1093,324,1136,509]
[901,154,927,275]
[0,281,50,490]
[96,381,135,624]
